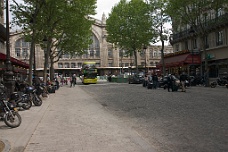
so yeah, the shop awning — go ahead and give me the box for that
[0,53,29,69]
[157,54,201,68]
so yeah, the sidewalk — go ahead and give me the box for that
[0,85,156,152]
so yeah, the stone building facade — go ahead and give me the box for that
[9,14,173,77]
[169,7,228,78]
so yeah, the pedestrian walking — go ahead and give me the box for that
[70,74,77,87]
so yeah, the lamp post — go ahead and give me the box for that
[4,0,15,96]
[143,45,147,75]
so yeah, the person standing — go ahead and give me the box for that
[143,74,148,87]
[180,72,187,92]
[167,74,173,92]
[153,74,158,89]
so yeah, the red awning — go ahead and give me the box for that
[0,53,29,69]
[157,54,201,68]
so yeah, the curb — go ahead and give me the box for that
[0,139,10,152]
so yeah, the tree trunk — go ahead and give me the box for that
[160,23,166,77]
[28,29,36,85]
[200,36,209,87]
[50,58,55,81]
[133,50,138,72]
[43,40,50,84]
[161,39,165,76]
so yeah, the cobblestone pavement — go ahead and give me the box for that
[80,83,228,152]
[0,82,155,152]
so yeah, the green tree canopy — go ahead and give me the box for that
[106,0,155,70]
[11,0,96,82]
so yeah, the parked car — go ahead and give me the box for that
[128,74,144,84]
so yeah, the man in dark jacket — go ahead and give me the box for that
[167,74,173,92]
[152,74,158,89]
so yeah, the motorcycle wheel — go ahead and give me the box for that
[210,84,216,88]
[33,94,42,106]
[22,100,32,110]
[4,111,22,128]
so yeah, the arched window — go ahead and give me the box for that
[89,34,100,58]
[14,38,30,58]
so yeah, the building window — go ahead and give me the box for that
[153,51,157,57]
[58,63,63,68]
[90,50,94,57]
[125,63,129,67]
[89,34,100,58]
[71,63,76,68]
[175,44,179,52]
[108,49,113,58]
[15,38,30,58]
[64,63,70,68]
[63,53,70,59]
[78,62,82,68]
[185,41,188,50]
[22,48,28,58]
[193,38,197,49]
[15,48,20,57]
[96,63,100,67]
[149,50,153,58]
[108,62,112,67]
[216,31,223,46]
[95,49,100,57]
[140,51,145,58]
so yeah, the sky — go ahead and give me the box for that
[91,0,122,20]
[12,0,121,20]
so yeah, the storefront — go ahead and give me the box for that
[157,50,201,76]
[0,53,29,80]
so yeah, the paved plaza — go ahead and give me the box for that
[0,82,155,152]
[0,81,227,152]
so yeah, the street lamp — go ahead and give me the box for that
[143,45,147,75]
[3,0,15,96]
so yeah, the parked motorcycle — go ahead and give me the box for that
[10,81,33,110]
[9,92,32,110]
[210,76,228,88]
[0,85,22,128]
[16,81,43,106]
[26,86,43,106]
[217,77,228,86]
